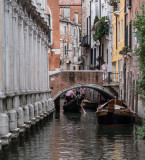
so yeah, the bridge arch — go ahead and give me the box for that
[52,83,115,101]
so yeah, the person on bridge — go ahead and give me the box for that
[101,61,107,80]
[65,90,75,103]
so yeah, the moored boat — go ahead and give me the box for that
[96,99,135,125]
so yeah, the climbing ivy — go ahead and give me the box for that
[134,6,145,104]
[134,6,145,138]
[93,16,109,41]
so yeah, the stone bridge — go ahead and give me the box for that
[49,71,119,101]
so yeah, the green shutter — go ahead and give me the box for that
[129,22,132,49]
[48,32,51,43]
[129,0,132,6]
[125,25,128,48]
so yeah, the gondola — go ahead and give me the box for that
[96,99,135,125]
[63,96,82,113]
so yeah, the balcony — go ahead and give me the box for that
[81,35,90,48]
[113,2,120,16]
[114,11,120,16]
[108,0,120,6]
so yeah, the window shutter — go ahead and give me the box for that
[125,25,128,47]
[129,22,132,49]
[91,49,93,65]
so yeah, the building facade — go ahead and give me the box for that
[110,0,124,80]
[81,0,112,72]
[109,0,145,117]
[81,0,113,102]
[91,0,112,72]
[81,0,91,70]
[59,0,82,70]
[0,0,53,144]
[121,0,145,117]
[47,0,60,71]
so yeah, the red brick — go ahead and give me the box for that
[47,0,60,71]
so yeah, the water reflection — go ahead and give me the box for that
[96,125,136,160]
[0,109,145,160]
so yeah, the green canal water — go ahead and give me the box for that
[0,105,145,160]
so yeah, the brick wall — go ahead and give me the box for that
[70,6,81,24]
[123,0,145,117]
[126,0,145,51]
[47,0,60,71]
[50,71,103,96]
[59,0,82,24]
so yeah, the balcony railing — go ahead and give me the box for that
[81,35,90,48]
[103,72,120,84]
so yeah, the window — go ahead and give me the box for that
[77,28,79,45]
[118,21,120,43]
[63,7,70,20]
[129,22,132,49]
[64,26,67,35]
[76,28,78,38]
[91,49,93,65]
[118,60,120,81]
[121,19,123,42]
[73,47,76,56]
[48,14,51,26]
[73,28,76,37]
[125,25,128,47]
[48,31,51,43]
[94,48,96,66]
[112,61,116,82]
[64,45,67,55]
[87,16,91,45]
[112,26,114,46]
[120,59,122,81]
[70,26,72,36]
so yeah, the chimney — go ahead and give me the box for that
[63,7,70,20]
[74,11,78,23]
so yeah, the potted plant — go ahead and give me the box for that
[93,16,109,41]
[119,46,128,55]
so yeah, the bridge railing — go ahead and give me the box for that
[103,72,120,84]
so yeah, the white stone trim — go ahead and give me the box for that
[52,49,60,55]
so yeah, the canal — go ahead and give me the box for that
[0,101,145,160]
